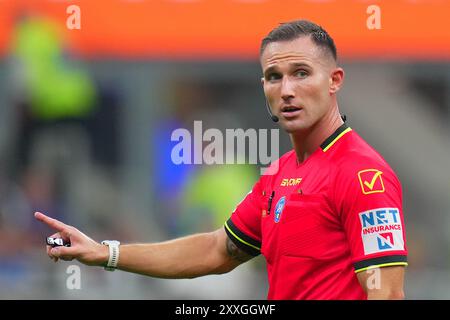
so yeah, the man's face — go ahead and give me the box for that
[261,36,339,133]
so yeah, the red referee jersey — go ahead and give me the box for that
[224,123,408,300]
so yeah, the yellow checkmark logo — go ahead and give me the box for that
[358,169,385,194]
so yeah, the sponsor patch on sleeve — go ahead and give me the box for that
[359,208,405,255]
[358,169,385,194]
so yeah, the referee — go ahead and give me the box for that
[35,20,407,300]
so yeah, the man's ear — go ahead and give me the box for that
[261,77,265,88]
[329,67,345,94]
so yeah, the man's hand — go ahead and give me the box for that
[35,212,250,278]
[34,212,108,266]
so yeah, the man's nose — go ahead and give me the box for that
[280,76,295,101]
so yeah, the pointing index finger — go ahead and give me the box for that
[34,212,68,232]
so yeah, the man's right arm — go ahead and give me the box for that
[117,228,254,278]
[35,212,254,279]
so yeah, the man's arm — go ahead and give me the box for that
[356,266,406,300]
[35,212,253,279]
[118,228,253,278]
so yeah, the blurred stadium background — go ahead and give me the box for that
[0,0,449,299]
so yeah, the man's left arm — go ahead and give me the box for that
[357,266,406,299]
[333,156,408,299]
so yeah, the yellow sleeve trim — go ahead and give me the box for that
[355,262,408,274]
[224,221,261,251]
[322,127,352,152]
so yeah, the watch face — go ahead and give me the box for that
[103,240,120,245]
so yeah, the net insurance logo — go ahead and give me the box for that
[359,208,405,255]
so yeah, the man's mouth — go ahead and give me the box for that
[281,106,303,118]
[281,106,302,112]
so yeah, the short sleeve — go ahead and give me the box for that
[224,179,264,256]
[333,156,408,273]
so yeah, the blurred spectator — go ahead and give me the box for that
[9,14,122,223]
[150,80,203,237]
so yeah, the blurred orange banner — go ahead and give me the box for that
[1,0,450,60]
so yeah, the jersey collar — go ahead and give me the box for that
[320,123,352,152]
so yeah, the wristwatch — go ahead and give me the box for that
[101,240,121,271]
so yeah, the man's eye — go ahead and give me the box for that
[295,70,308,78]
[267,73,281,81]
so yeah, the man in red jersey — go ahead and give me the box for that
[35,20,407,300]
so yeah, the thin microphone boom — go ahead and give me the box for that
[265,101,279,123]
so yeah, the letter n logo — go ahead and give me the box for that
[377,232,394,250]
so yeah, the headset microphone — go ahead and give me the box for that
[265,101,279,123]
